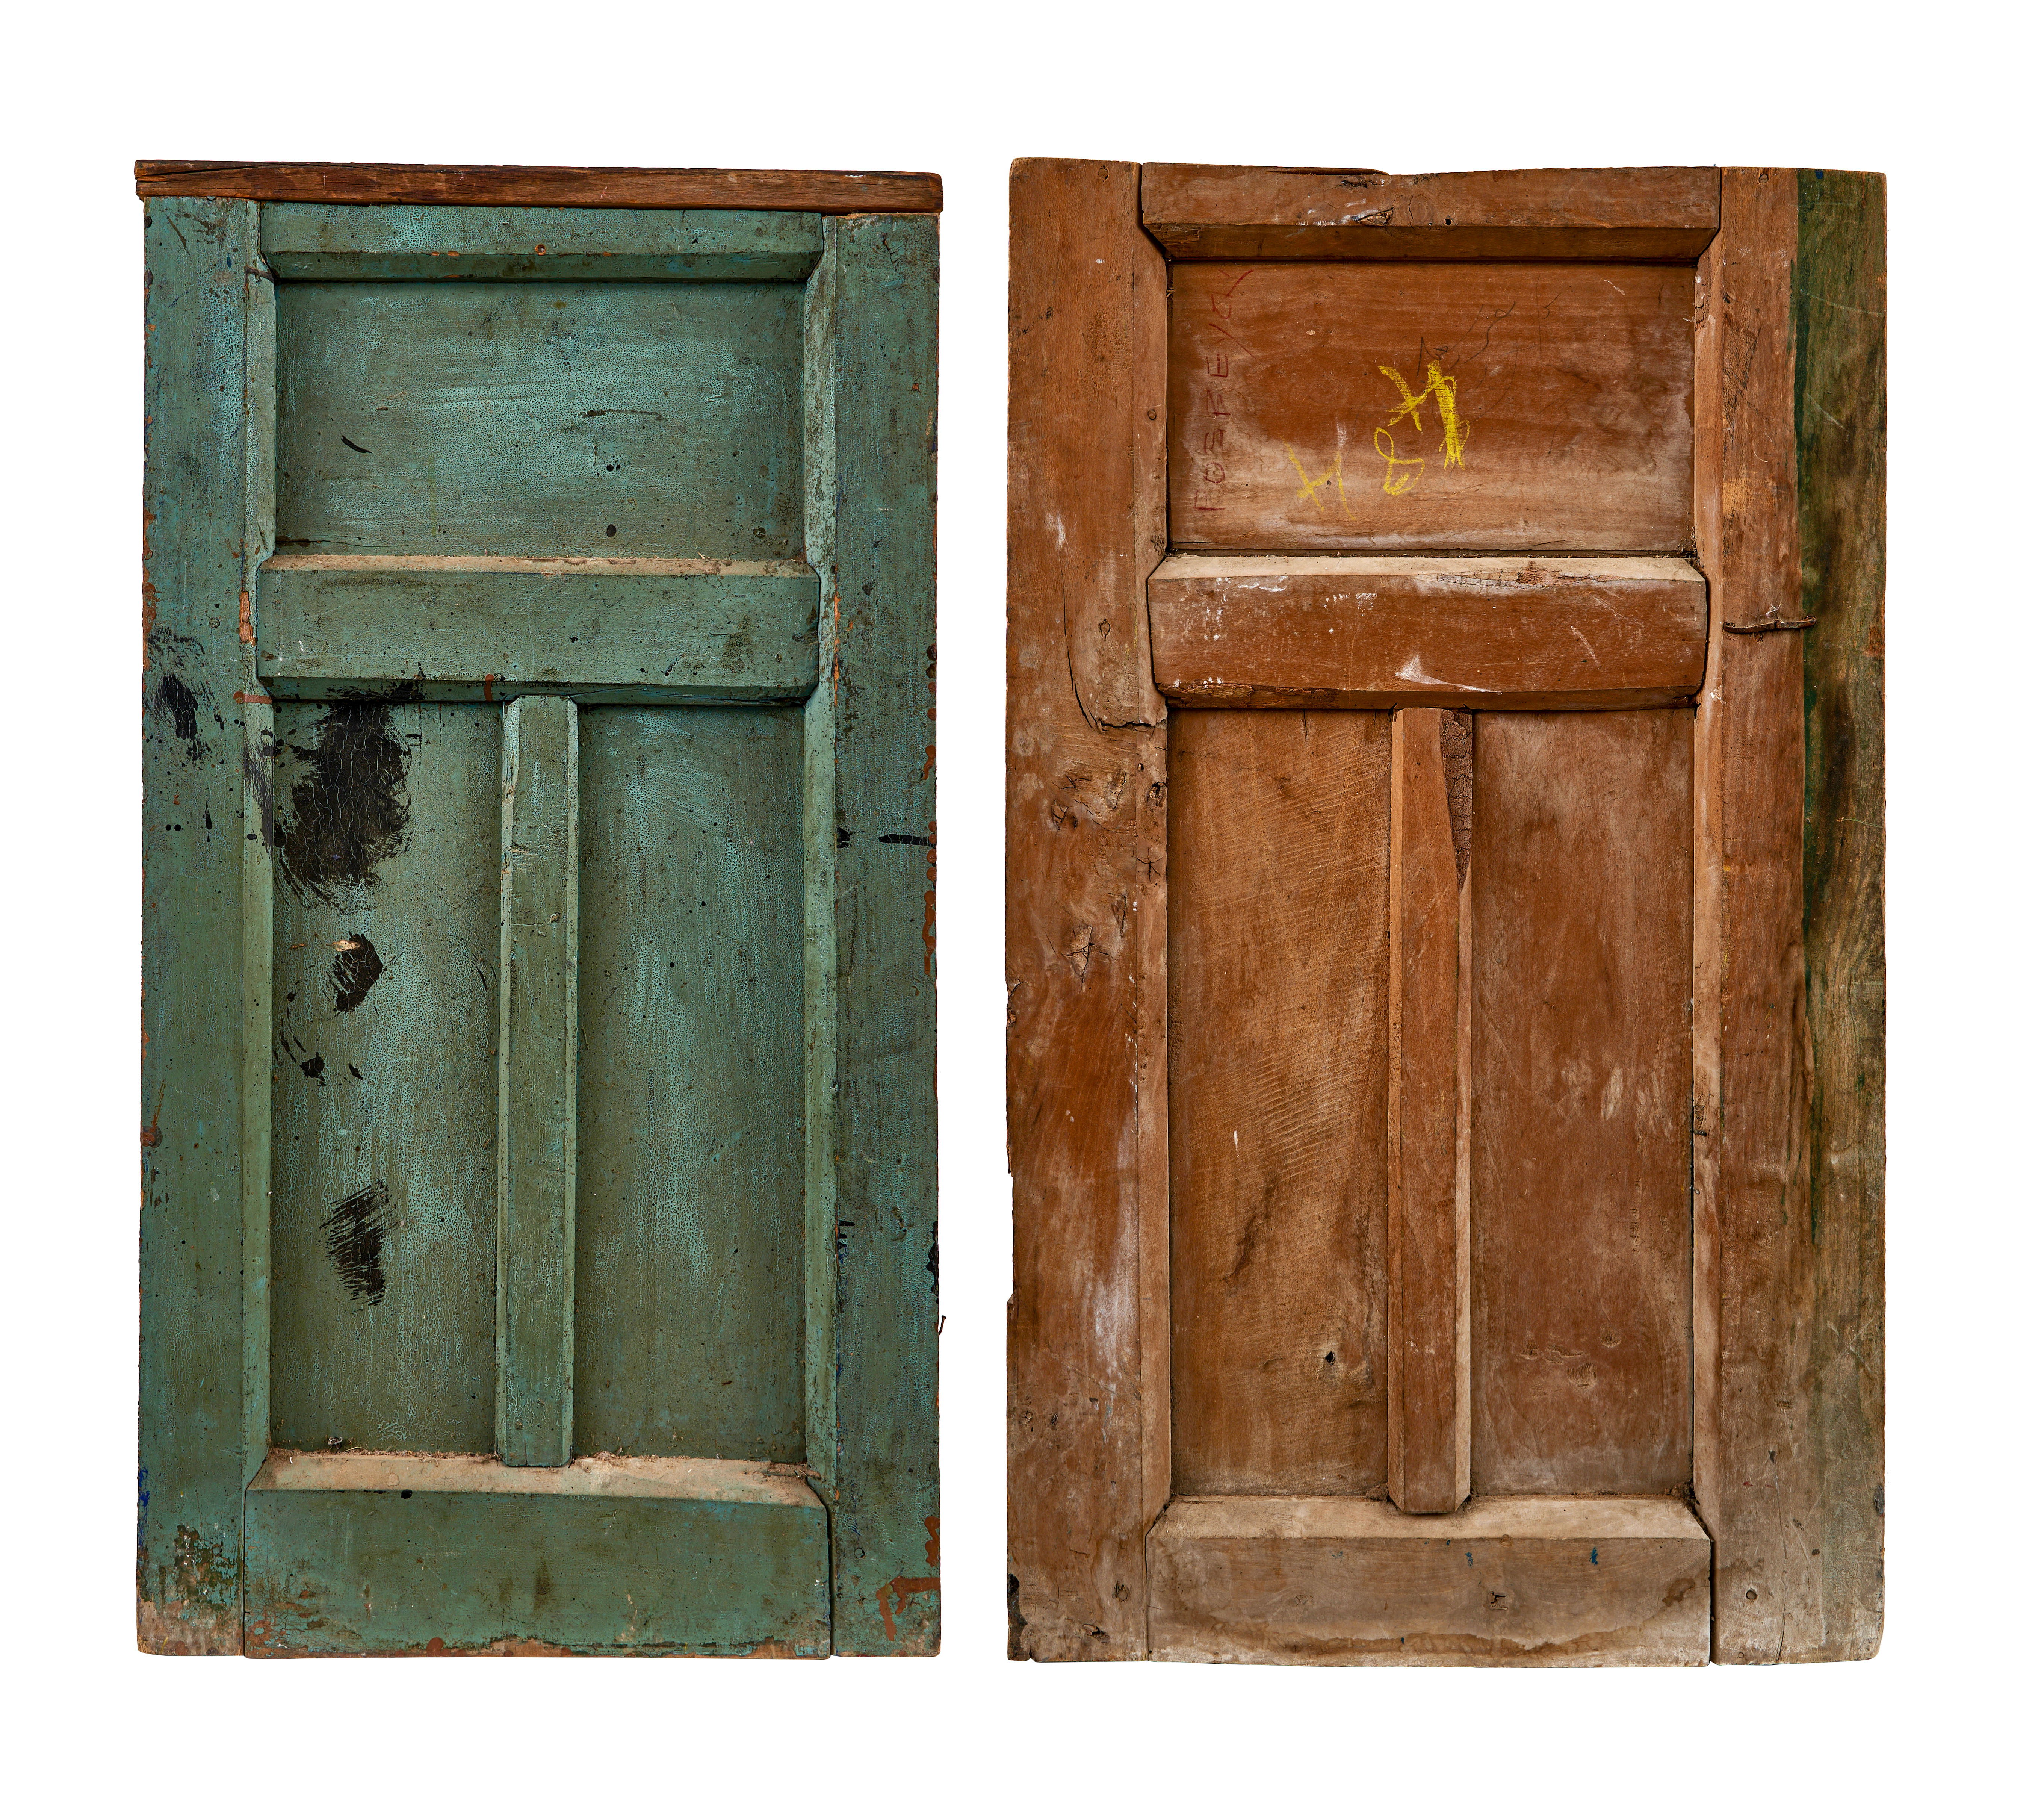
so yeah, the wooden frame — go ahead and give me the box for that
[1006,160,1883,1663]
[140,170,938,1655]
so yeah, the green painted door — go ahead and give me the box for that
[140,190,937,1656]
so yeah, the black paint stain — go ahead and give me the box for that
[322,1180,391,1304]
[331,933,384,1013]
[926,1235,939,1299]
[348,1063,364,1081]
[274,703,410,903]
[300,1053,324,1079]
[880,832,931,846]
[153,674,205,762]
[340,436,371,454]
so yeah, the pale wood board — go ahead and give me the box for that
[1169,710,1391,1498]
[1471,713,1692,1496]
[1007,160,1169,1659]
[1388,708,1472,1514]
[1149,554,1707,708]
[1149,1493,1710,1664]
[1167,261,1694,551]
[1142,165,1720,262]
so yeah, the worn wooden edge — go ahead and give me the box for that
[1149,556,1709,710]
[1147,1495,1711,1665]
[809,215,940,1657]
[252,1448,821,1505]
[1007,158,1169,1661]
[1694,169,1884,1664]
[139,160,942,215]
[1140,164,1721,261]
[139,197,262,1656]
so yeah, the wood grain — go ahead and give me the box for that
[496,698,579,1467]
[1387,709,1471,1514]
[276,276,805,560]
[1169,710,1391,1498]
[1007,160,1170,1659]
[574,708,805,1464]
[139,160,941,215]
[1149,555,1707,708]
[1142,165,1719,262]
[245,1451,830,1656]
[1694,169,1885,1663]
[255,559,820,703]
[268,702,502,1455]
[1471,713,1692,1496]
[1148,1494,1709,1664]
[139,198,264,1652]
[1168,262,1694,551]
[259,202,823,282]
[803,215,941,1654]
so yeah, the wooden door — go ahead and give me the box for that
[138,162,940,1657]
[1008,162,1883,1664]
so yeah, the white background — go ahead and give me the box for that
[2,3,2035,1812]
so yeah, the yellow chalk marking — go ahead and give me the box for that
[1378,360,1471,471]
[1373,427,1425,496]
[1285,445,1352,518]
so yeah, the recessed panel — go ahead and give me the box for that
[1169,710,1392,1496]
[1471,711,1692,1495]
[277,281,805,558]
[1168,262,1693,551]
[270,700,501,1453]
[575,707,805,1461]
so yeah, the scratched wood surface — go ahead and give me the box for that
[244,1451,829,1655]
[803,215,941,1653]
[1147,1494,1710,1664]
[260,203,823,282]
[1148,555,1707,708]
[140,160,941,215]
[1167,262,1694,552]
[276,277,805,558]
[268,702,502,1454]
[1693,169,1885,1663]
[139,197,265,1652]
[1142,165,1720,262]
[1168,710,1391,1498]
[1007,160,1169,1660]
[1386,708,1471,1514]
[576,707,806,1463]
[255,559,820,702]
[1470,713,1692,1496]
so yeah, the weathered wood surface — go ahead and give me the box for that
[1149,556,1707,708]
[1692,169,1884,1663]
[277,275,804,559]
[1471,713,1692,1496]
[1168,262,1695,551]
[496,698,578,1466]
[139,196,265,1652]
[1169,712,1391,1498]
[1142,165,1720,262]
[576,708,806,1463]
[803,215,941,1654]
[268,702,501,1455]
[140,160,942,215]
[1148,1494,1710,1664]
[1007,160,1169,1660]
[255,558,820,702]
[1387,709,1471,1515]
[245,1451,829,1655]
[260,203,822,282]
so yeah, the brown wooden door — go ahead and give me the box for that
[1007,161,1884,1665]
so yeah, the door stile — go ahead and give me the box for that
[496,696,580,1467]
[1386,708,1473,1514]
[240,239,278,1494]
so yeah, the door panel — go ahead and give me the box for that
[1470,711,1693,1496]
[1168,261,1693,552]
[575,705,806,1461]
[1167,709,1390,1497]
[269,699,501,1454]
[277,280,806,557]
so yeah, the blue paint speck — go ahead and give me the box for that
[1591,1547,1600,1566]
